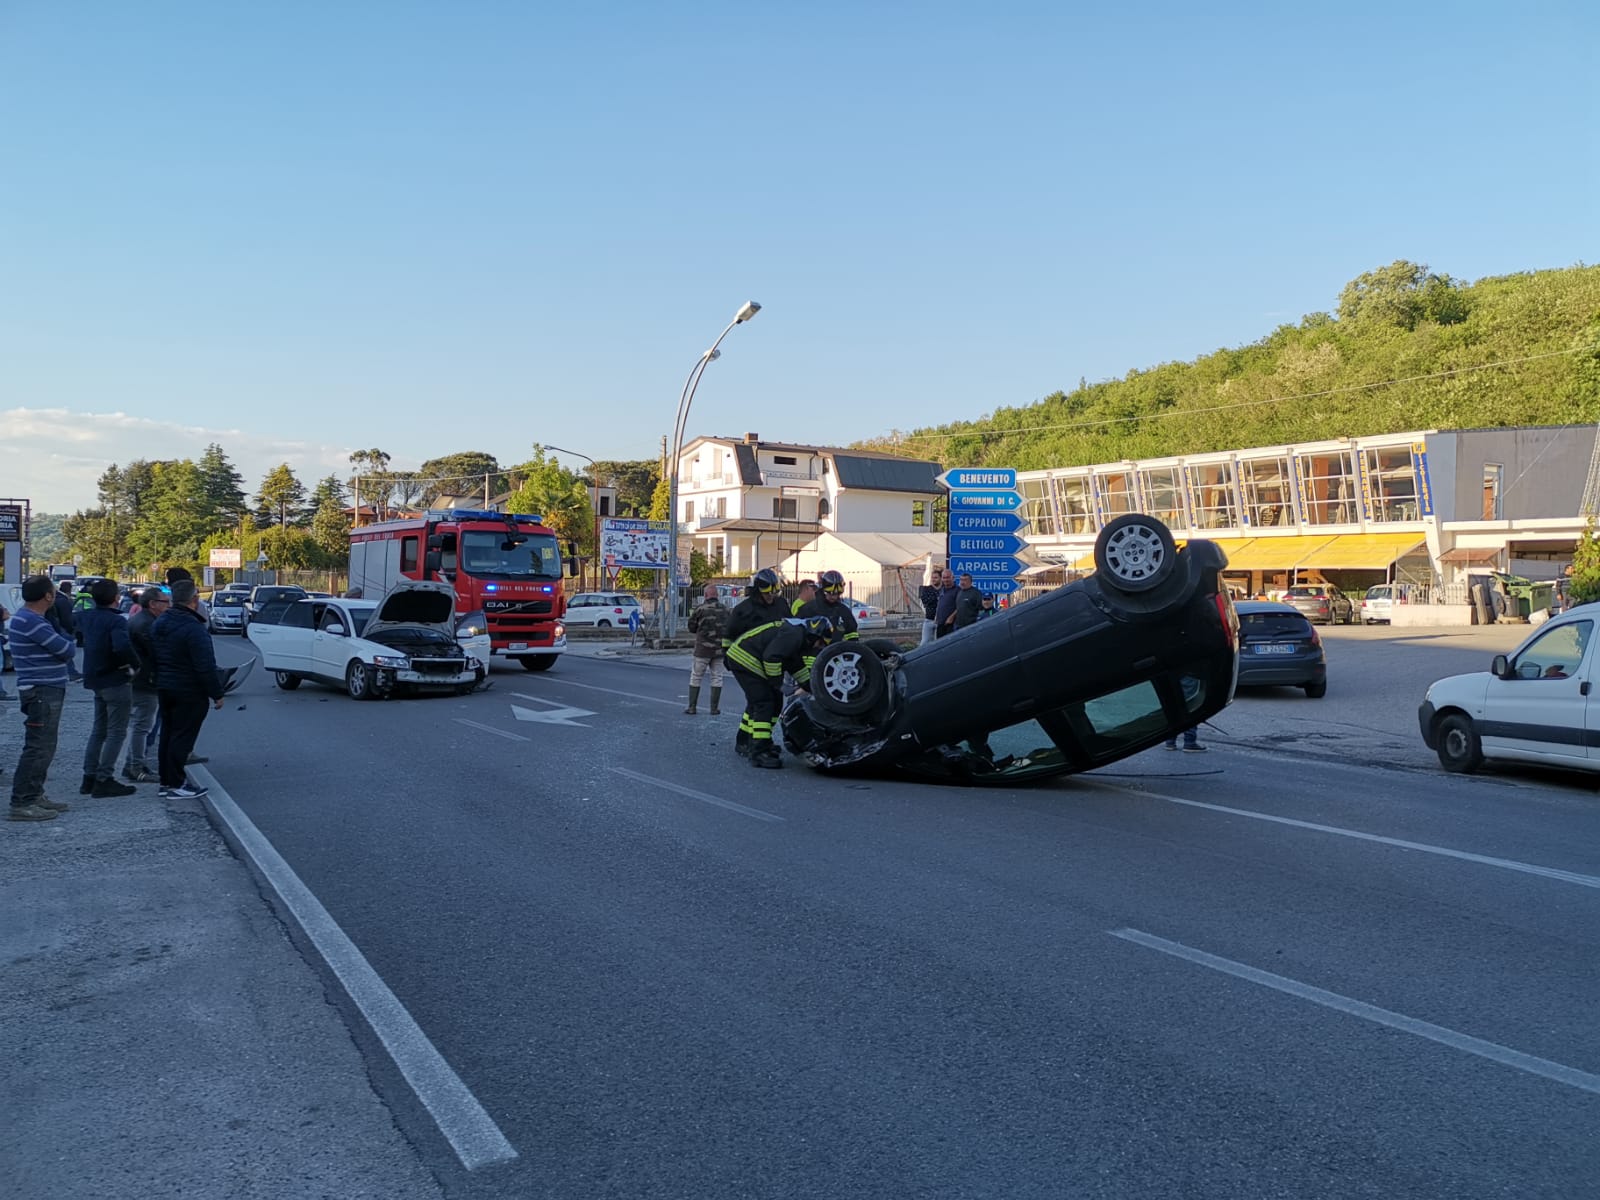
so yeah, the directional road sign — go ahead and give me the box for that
[946,532,1025,557]
[947,490,1022,511]
[965,577,1021,595]
[938,467,1018,491]
[949,556,1025,578]
[948,510,1025,535]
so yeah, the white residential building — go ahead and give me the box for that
[677,433,942,576]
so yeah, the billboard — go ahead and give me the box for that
[600,518,671,570]
[0,505,20,542]
[209,547,242,569]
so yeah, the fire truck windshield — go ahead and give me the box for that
[459,530,563,579]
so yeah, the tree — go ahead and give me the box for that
[349,448,393,521]
[128,459,214,572]
[1570,519,1600,605]
[256,464,308,528]
[647,476,671,521]
[416,452,503,506]
[502,446,593,548]
[591,459,660,516]
[26,512,69,564]
[197,443,248,526]
[309,476,351,561]
[61,508,125,575]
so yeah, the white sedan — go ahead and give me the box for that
[846,599,887,631]
[248,580,486,700]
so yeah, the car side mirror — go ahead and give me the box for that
[1491,654,1510,678]
[324,623,346,637]
[425,550,442,573]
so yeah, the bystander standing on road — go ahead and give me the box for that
[123,586,168,783]
[790,580,816,617]
[7,575,78,821]
[934,568,959,638]
[0,600,10,699]
[49,579,76,637]
[77,578,138,798]
[953,573,983,630]
[685,583,727,715]
[977,592,996,620]
[917,567,940,645]
[151,578,222,800]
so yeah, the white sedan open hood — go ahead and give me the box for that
[362,579,460,639]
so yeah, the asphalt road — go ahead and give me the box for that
[203,629,1600,1199]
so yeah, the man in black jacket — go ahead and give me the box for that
[77,578,138,798]
[123,586,169,783]
[151,578,223,800]
[726,615,834,770]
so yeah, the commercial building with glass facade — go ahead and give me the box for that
[1016,425,1594,594]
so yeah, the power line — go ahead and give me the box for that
[881,346,1588,448]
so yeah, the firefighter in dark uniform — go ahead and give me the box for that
[796,568,859,678]
[722,568,790,756]
[726,615,834,769]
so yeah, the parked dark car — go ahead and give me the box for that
[781,514,1240,784]
[1281,583,1355,625]
[1234,601,1327,697]
[242,585,308,637]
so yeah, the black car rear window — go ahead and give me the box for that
[1240,612,1314,638]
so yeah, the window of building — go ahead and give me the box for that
[684,501,695,523]
[1136,467,1186,528]
[911,499,926,527]
[598,495,612,517]
[400,536,419,573]
[1017,477,1056,536]
[1295,451,1359,525]
[1093,469,1139,520]
[819,497,831,519]
[1238,456,1295,528]
[1482,464,1503,521]
[773,455,798,465]
[1363,445,1421,523]
[772,497,797,519]
[1185,461,1239,530]
[1055,475,1095,535]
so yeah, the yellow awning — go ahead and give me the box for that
[1219,535,1338,571]
[1072,537,1254,572]
[1295,532,1426,570]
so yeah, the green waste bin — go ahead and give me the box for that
[1492,572,1555,620]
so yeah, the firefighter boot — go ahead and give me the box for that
[751,746,783,769]
[735,726,751,756]
[684,686,700,715]
[709,687,721,716]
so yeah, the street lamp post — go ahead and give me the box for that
[666,301,761,638]
[544,445,601,591]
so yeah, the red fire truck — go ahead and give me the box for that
[349,509,573,671]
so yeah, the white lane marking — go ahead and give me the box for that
[1082,781,1600,891]
[1111,928,1600,1097]
[191,767,518,1169]
[609,766,785,823]
[510,701,595,727]
[454,717,530,743]
[513,677,682,707]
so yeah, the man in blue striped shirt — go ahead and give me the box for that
[8,575,78,821]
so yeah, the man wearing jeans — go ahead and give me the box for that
[7,575,78,821]
[151,578,222,800]
[123,586,167,783]
[77,578,139,798]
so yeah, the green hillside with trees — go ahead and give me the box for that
[861,262,1600,469]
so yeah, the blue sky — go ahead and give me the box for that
[2,1,1595,512]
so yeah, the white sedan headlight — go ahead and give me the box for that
[372,655,411,669]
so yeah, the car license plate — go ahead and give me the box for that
[1253,644,1295,654]
[508,642,528,651]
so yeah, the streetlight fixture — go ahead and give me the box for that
[544,444,602,590]
[665,301,762,638]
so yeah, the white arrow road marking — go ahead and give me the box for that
[510,697,597,726]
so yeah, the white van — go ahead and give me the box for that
[1419,605,1597,775]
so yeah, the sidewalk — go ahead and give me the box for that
[0,684,440,1199]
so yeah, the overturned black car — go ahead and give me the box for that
[781,514,1239,784]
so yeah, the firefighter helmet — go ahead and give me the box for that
[751,568,782,594]
[818,569,846,595]
[802,615,835,642]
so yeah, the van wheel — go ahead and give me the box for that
[275,671,301,691]
[1094,514,1177,594]
[346,660,376,700]
[1303,679,1327,698]
[1436,713,1483,773]
[597,619,612,628]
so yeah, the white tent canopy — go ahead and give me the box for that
[776,532,947,613]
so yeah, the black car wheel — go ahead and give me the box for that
[1304,679,1327,698]
[811,642,887,717]
[1436,713,1483,773]
[1094,514,1177,594]
[275,671,301,691]
[597,619,612,628]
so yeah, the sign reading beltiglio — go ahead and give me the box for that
[0,505,21,542]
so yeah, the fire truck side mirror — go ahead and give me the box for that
[426,534,444,551]
[424,551,443,574]
[566,542,579,577]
